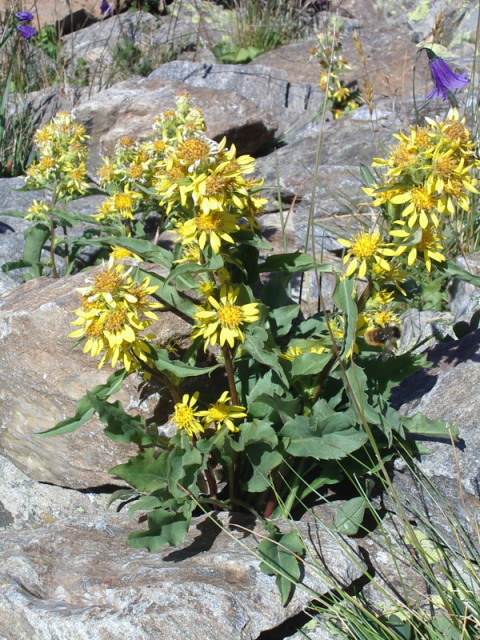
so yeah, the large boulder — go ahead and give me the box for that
[0,511,365,640]
[0,265,191,489]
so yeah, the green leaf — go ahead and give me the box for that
[442,259,480,287]
[245,446,283,492]
[359,163,378,188]
[259,252,333,274]
[110,448,169,492]
[149,347,219,378]
[127,504,193,550]
[238,420,279,449]
[258,529,305,606]
[86,392,153,446]
[291,351,332,377]
[166,441,204,499]
[402,413,458,440]
[139,269,197,318]
[38,369,129,436]
[334,496,367,535]
[280,414,368,460]
[75,236,174,269]
[242,327,288,387]
[23,223,50,276]
[269,304,300,337]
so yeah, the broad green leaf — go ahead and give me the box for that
[247,392,300,425]
[23,223,50,275]
[149,347,219,378]
[110,448,169,492]
[291,351,332,377]
[280,414,368,460]
[334,496,367,535]
[345,364,383,425]
[258,530,305,606]
[245,446,283,492]
[402,413,458,440]
[166,443,204,499]
[238,420,278,449]
[242,327,288,387]
[269,304,300,337]
[38,369,129,436]
[106,488,138,510]
[86,392,153,446]
[127,505,192,550]
[259,252,333,274]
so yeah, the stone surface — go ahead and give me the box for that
[72,76,278,171]
[0,265,191,489]
[0,454,111,531]
[391,329,480,551]
[0,511,364,640]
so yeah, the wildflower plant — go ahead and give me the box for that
[34,94,479,607]
[310,19,362,119]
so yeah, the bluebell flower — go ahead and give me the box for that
[100,1,113,16]
[15,11,34,22]
[17,24,37,40]
[425,49,469,104]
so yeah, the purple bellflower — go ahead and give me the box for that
[100,1,113,16]
[15,11,34,22]
[17,24,37,39]
[425,49,469,105]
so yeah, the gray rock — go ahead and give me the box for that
[0,265,190,489]
[0,511,365,640]
[149,60,324,131]
[391,329,480,551]
[0,454,111,531]
[72,76,278,171]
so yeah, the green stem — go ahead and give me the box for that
[222,344,240,405]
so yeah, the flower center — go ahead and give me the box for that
[209,405,228,422]
[411,187,434,210]
[205,175,229,195]
[177,138,210,165]
[197,212,222,232]
[433,155,456,179]
[217,304,241,328]
[352,233,380,259]
[94,269,123,293]
[114,193,134,210]
[175,405,195,429]
[443,122,468,143]
[104,309,127,332]
[86,318,105,337]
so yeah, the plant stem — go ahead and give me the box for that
[222,344,240,405]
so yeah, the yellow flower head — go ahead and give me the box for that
[196,391,247,433]
[191,285,260,349]
[338,231,395,279]
[173,392,204,438]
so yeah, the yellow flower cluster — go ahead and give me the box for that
[25,111,90,200]
[94,94,267,257]
[173,391,247,438]
[364,108,480,271]
[70,257,162,371]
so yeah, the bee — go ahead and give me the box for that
[363,325,401,356]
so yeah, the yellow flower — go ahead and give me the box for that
[177,210,240,254]
[196,391,247,432]
[338,231,395,279]
[173,392,204,438]
[26,199,49,221]
[392,222,445,272]
[191,285,260,349]
[70,260,161,370]
[389,185,440,229]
